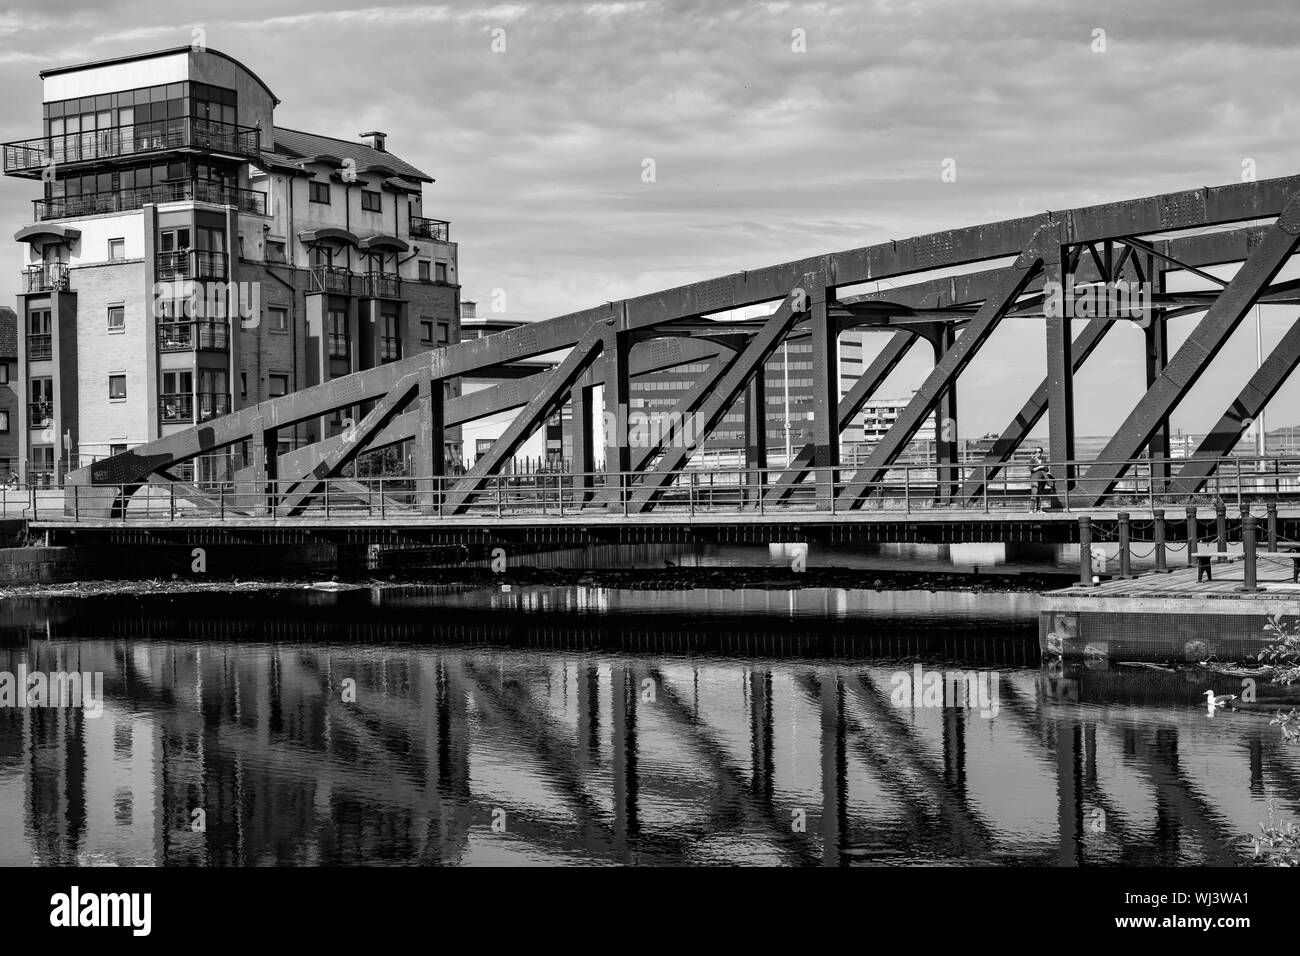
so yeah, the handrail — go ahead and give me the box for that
[56,453,1300,523]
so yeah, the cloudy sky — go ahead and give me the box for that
[3,0,1299,441]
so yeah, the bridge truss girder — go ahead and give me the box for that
[63,175,1300,519]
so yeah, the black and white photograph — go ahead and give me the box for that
[0,0,1294,934]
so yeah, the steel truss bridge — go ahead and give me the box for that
[62,175,1300,535]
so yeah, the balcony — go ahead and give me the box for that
[197,392,231,421]
[361,272,401,299]
[21,263,70,293]
[28,402,53,427]
[33,181,267,221]
[157,320,230,352]
[156,249,228,281]
[409,216,450,242]
[310,265,354,295]
[3,118,262,177]
[160,393,194,424]
[380,336,402,362]
[26,334,52,361]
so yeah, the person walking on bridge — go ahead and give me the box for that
[1029,447,1054,513]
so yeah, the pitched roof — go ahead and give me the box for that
[271,127,433,183]
[0,307,16,359]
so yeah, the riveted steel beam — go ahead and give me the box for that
[766,329,918,502]
[625,279,815,512]
[1167,314,1300,495]
[1076,196,1300,505]
[957,316,1115,500]
[838,230,1052,506]
[444,323,609,514]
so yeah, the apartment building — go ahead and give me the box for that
[0,307,16,475]
[4,46,461,481]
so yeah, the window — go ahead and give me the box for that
[309,181,330,204]
[107,305,125,332]
[108,238,125,261]
[380,312,400,362]
[418,260,431,281]
[0,411,8,434]
[109,374,127,401]
[0,363,8,384]
[361,190,382,212]
[420,319,434,343]
[435,262,448,283]
[436,322,449,345]
[266,240,286,263]
[269,373,289,398]
[240,372,247,399]
[328,309,349,358]
[109,443,127,456]
[268,306,288,332]
[159,227,190,252]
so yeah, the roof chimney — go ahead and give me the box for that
[360,131,387,152]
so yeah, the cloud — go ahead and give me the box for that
[1,0,1298,435]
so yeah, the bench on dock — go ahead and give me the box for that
[1196,543,1300,582]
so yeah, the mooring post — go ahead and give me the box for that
[1267,501,1279,551]
[1215,499,1227,553]
[1078,515,1093,587]
[1241,514,1260,593]
[1186,506,1198,567]
[1153,508,1168,573]
[1117,511,1132,579]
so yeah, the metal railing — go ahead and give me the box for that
[197,392,231,421]
[34,180,267,220]
[25,334,52,361]
[157,320,230,352]
[328,333,351,359]
[21,263,70,292]
[160,393,195,423]
[156,249,228,280]
[310,266,353,295]
[409,216,450,241]
[51,454,1300,523]
[27,401,53,426]
[361,273,401,299]
[3,118,261,174]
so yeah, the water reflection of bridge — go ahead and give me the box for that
[2,605,1294,865]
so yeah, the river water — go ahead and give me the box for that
[0,584,1294,866]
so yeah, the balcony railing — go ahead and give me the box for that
[28,402,53,426]
[26,334,52,361]
[380,336,402,362]
[33,180,267,221]
[21,263,70,293]
[157,320,230,352]
[160,393,194,424]
[409,216,450,242]
[156,250,228,281]
[328,333,351,359]
[197,392,231,421]
[362,272,401,299]
[3,118,262,176]
[310,265,354,295]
